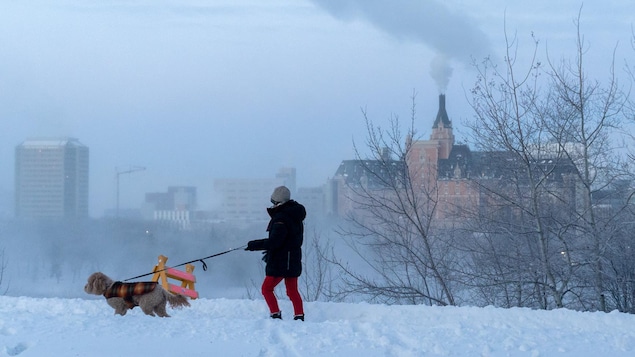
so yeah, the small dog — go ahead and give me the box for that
[84,272,190,317]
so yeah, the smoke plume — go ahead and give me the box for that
[309,0,492,92]
[429,53,453,93]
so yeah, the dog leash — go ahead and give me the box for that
[123,245,247,282]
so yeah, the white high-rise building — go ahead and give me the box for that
[15,138,89,219]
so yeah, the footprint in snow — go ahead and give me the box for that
[5,342,28,356]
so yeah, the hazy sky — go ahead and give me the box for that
[1,0,633,216]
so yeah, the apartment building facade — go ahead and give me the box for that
[15,138,89,219]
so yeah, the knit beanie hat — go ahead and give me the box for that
[271,186,291,204]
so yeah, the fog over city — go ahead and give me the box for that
[0,0,635,312]
[1,0,632,217]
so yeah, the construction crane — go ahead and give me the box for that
[116,166,146,218]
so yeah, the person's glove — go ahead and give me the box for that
[245,239,267,251]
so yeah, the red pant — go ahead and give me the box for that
[261,276,304,316]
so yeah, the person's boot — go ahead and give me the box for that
[293,314,304,321]
[270,312,282,319]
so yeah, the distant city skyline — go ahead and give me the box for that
[1,1,631,217]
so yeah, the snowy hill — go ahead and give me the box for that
[1,296,634,356]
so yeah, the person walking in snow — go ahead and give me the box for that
[245,186,306,321]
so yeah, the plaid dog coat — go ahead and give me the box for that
[103,281,158,309]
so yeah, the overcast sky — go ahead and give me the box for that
[1,0,633,216]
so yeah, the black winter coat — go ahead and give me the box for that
[246,200,306,277]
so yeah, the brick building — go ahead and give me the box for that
[331,94,581,223]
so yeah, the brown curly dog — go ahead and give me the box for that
[84,272,190,317]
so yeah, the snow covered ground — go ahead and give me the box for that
[1,295,634,357]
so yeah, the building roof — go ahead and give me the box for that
[438,144,579,183]
[19,137,87,148]
[334,159,406,189]
[336,144,580,189]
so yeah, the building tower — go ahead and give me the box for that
[430,94,454,160]
[15,138,89,219]
[405,94,456,189]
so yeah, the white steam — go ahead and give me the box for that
[429,54,453,93]
[309,0,492,92]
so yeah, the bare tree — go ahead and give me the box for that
[601,19,635,313]
[328,95,458,306]
[466,10,634,311]
[300,228,337,302]
[543,9,634,312]
[598,202,635,313]
[466,19,582,309]
[0,248,8,295]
